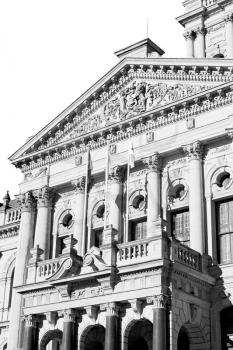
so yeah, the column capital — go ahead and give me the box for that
[182,140,204,160]
[24,314,37,327]
[183,30,193,40]
[71,176,86,193]
[100,302,119,316]
[226,127,233,140]
[147,294,168,309]
[194,26,206,36]
[109,165,124,183]
[225,13,233,22]
[143,152,161,173]
[33,186,55,207]
[16,191,36,212]
[62,309,75,322]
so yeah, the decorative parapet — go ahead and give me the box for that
[5,208,21,224]
[170,238,202,271]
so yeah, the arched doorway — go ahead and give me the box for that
[40,330,62,350]
[177,323,206,350]
[221,306,233,349]
[125,319,152,350]
[80,325,105,350]
[177,327,190,350]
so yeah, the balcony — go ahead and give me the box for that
[170,238,202,272]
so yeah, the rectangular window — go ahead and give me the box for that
[130,219,147,241]
[216,200,233,264]
[172,209,190,246]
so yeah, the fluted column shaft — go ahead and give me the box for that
[108,166,124,232]
[8,192,36,350]
[184,31,194,58]
[34,186,54,259]
[72,177,86,256]
[23,315,36,350]
[103,303,119,350]
[194,27,206,58]
[183,141,204,253]
[225,14,233,58]
[149,295,167,350]
[143,153,161,236]
[62,310,75,350]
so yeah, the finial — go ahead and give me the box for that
[3,191,10,206]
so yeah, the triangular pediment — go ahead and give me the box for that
[9,55,233,168]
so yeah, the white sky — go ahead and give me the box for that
[0,0,185,200]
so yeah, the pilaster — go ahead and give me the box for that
[194,27,206,58]
[184,31,194,58]
[108,166,124,235]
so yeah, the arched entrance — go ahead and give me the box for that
[177,323,206,350]
[80,325,105,350]
[177,327,190,350]
[124,319,152,350]
[221,306,233,349]
[40,330,62,350]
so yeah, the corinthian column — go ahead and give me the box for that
[148,295,167,350]
[62,309,75,350]
[143,153,161,236]
[184,31,194,58]
[225,13,233,58]
[194,27,206,58]
[108,166,124,234]
[34,186,54,260]
[23,315,37,350]
[182,141,205,253]
[8,192,36,350]
[101,302,119,350]
[71,177,86,256]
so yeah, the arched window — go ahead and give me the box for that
[8,267,14,309]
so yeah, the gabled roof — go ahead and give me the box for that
[114,38,165,60]
[9,51,233,170]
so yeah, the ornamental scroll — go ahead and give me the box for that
[62,81,211,140]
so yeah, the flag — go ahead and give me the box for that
[128,142,135,168]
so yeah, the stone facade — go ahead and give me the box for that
[1,1,233,350]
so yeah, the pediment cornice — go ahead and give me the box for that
[9,57,233,171]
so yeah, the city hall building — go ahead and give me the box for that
[1,0,233,349]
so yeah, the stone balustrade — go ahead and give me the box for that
[171,238,201,271]
[6,209,21,223]
[117,237,163,267]
[37,258,61,281]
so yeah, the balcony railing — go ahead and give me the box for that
[37,258,61,281]
[171,238,201,271]
[117,237,162,267]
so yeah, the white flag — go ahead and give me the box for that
[128,142,135,168]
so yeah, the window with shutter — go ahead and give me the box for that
[172,209,190,246]
[216,200,233,264]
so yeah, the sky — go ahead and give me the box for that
[0,0,185,200]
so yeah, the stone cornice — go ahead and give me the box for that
[13,82,233,173]
[9,58,233,164]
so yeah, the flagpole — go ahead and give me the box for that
[104,140,110,229]
[82,146,89,256]
[125,160,130,242]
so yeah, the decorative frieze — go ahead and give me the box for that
[15,86,233,172]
